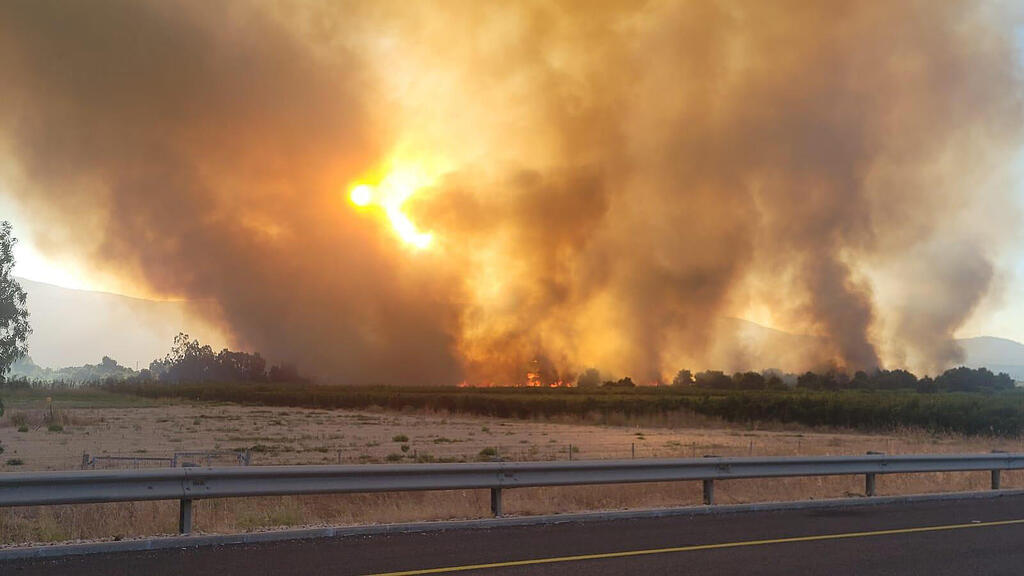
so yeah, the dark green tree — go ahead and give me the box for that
[0,221,31,384]
[672,369,694,387]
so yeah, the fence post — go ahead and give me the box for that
[568,444,573,461]
[490,488,503,517]
[631,443,635,459]
[179,499,193,534]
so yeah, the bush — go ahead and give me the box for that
[478,447,498,457]
[392,434,409,442]
[16,425,27,433]
[385,453,404,462]
[6,458,23,466]
[47,424,63,433]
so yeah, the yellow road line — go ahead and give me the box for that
[363,518,1024,576]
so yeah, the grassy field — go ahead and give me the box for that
[1,385,165,409]
[104,381,1024,437]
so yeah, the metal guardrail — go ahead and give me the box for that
[1,452,1021,535]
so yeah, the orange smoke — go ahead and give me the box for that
[0,1,1021,384]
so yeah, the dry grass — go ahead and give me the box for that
[2,399,1023,546]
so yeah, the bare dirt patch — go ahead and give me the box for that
[4,402,1021,471]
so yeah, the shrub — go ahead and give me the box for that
[16,425,27,433]
[385,453,404,462]
[47,424,63,433]
[392,434,409,442]
[6,458,23,466]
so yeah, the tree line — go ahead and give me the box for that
[574,366,1016,394]
[143,333,305,383]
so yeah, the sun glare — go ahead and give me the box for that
[347,157,442,250]
[349,184,373,207]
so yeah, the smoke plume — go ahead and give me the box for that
[1,0,1021,383]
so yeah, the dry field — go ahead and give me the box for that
[1,394,1023,546]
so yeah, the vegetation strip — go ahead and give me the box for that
[99,381,1024,437]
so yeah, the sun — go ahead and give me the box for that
[349,184,373,207]
[347,158,441,250]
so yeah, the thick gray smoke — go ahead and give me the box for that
[1,1,1021,383]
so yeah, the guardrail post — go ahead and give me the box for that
[702,454,717,505]
[490,488,503,517]
[865,451,885,497]
[991,450,1005,490]
[179,499,193,534]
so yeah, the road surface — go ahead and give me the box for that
[6,496,1024,575]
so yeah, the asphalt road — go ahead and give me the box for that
[7,497,1024,576]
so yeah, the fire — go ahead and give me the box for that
[347,156,443,250]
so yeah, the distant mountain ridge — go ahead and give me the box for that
[14,277,1024,379]
[15,277,224,370]
[957,336,1024,381]
[718,319,1024,380]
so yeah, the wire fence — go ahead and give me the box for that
[80,450,251,470]
[74,437,1024,470]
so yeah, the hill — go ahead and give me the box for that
[16,277,224,369]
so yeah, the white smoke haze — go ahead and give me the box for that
[0,0,1021,383]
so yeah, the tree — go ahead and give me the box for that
[732,371,766,390]
[695,370,732,389]
[672,369,694,387]
[0,222,31,383]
